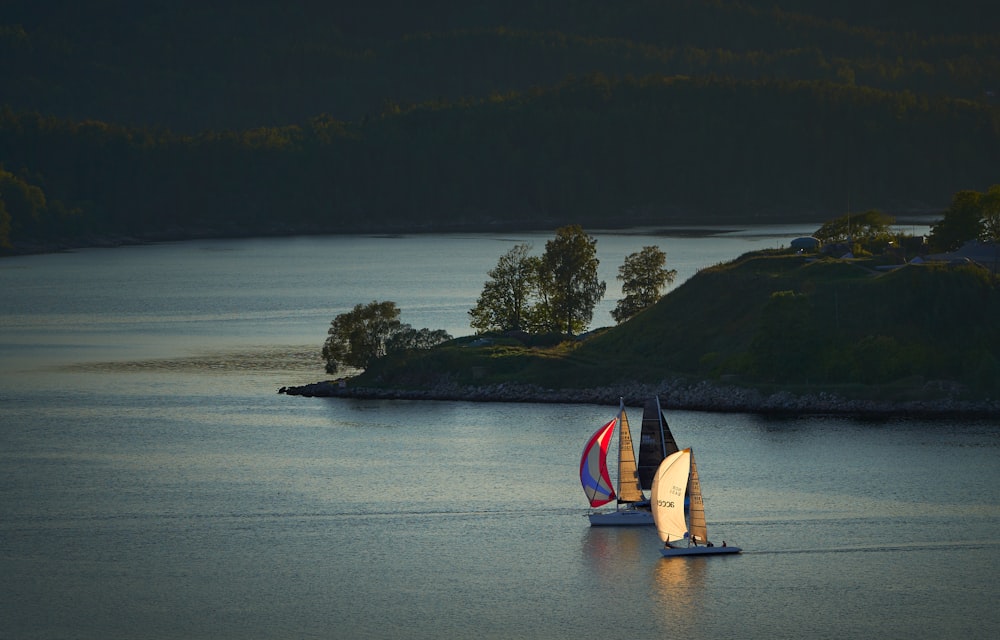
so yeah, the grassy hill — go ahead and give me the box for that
[352,249,1000,402]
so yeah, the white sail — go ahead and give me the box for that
[650,448,691,543]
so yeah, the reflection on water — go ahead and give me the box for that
[60,345,322,373]
[581,525,651,576]
[651,555,707,629]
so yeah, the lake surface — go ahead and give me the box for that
[2,226,998,640]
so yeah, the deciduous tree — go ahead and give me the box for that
[322,300,452,374]
[0,199,11,249]
[978,185,1000,243]
[468,243,539,333]
[611,245,676,323]
[322,300,403,374]
[928,189,987,252]
[386,327,453,352]
[536,225,606,335]
[979,185,1000,277]
[814,209,894,245]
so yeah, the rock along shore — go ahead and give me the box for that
[279,378,1000,419]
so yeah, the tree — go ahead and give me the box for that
[536,225,606,335]
[0,199,11,249]
[611,245,676,323]
[0,168,48,240]
[814,209,895,249]
[978,185,1000,243]
[928,189,987,252]
[386,327,453,353]
[979,185,1000,278]
[468,243,539,334]
[322,300,451,374]
[322,300,403,374]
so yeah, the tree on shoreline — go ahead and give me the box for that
[536,225,606,335]
[814,209,895,255]
[469,243,539,333]
[469,226,606,336]
[322,300,451,374]
[611,245,676,323]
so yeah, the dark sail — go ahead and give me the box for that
[637,397,679,490]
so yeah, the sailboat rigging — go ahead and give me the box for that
[651,448,741,557]
[581,397,678,526]
[638,396,680,489]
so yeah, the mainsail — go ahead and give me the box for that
[580,418,617,507]
[651,448,692,543]
[637,397,680,490]
[687,452,708,544]
[616,400,644,504]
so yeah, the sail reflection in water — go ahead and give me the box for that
[580,526,652,586]
[651,554,707,625]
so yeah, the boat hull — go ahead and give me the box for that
[588,509,654,526]
[659,545,741,557]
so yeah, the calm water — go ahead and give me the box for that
[2,227,998,640]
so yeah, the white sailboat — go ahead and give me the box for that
[581,397,678,526]
[651,448,741,557]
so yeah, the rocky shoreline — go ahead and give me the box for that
[279,378,1000,419]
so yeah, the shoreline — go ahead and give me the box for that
[0,210,942,259]
[279,378,1000,419]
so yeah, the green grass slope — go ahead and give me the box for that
[355,250,1000,401]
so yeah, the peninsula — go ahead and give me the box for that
[282,249,1000,418]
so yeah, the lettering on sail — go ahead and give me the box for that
[656,484,684,508]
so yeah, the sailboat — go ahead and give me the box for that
[581,397,678,526]
[651,447,741,557]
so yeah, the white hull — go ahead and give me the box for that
[588,509,654,526]
[659,544,741,557]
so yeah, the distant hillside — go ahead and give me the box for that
[1,1,998,253]
[2,0,996,130]
[352,250,1000,402]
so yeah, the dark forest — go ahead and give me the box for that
[2,0,998,252]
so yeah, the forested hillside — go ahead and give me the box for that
[2,1,998,253]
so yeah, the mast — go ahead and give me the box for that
[616,398,644,505]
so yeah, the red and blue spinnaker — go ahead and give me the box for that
[580,417,617,507]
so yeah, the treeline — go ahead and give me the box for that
[2,74,999,251]
[1,1,996,131]
[2,1,999,252]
